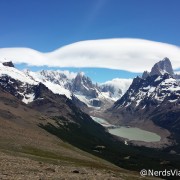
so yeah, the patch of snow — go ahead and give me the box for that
[100,91,119,101]
[149,87,156,93]
[143,85,150,90]
[125,102,131,107]
[161,78,176,84]
[74,93,91,107]
[0,63,37,85]
[135,99,141,107]
[155,76,162,82]
[168,86,180,91]
[24,70,72,99]
[168,99,178,103]
[35,97,44,101]
[22,93,35,104]
[43,81,72,99]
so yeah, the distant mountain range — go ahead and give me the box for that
[0,62,132,110]
[0,58,179,121]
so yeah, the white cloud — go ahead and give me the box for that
[175,71,180,75]
[0,38,180,72]
[0,48,47,66]
[100,78,133,95]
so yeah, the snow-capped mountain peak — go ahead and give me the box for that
[0,62,37,85]
[142,57,174,79]
[0,62,39,104]
[113,58,180,111]
[0,61,134,109]
[23,69,73,99]
[150,57,174,76]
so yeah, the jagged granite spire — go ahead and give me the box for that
[142,71,150,79]
[150,57,174,76]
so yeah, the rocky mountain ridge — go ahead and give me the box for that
[0,62,110,107]
[23,66,131,108]
[142,57,179,79]
[113,73,180,111]
[114,58,179,108]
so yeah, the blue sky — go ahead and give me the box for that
[0,0,180,82]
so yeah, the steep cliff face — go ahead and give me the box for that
[71,72,99,98]
[142,57,176,80]
[150,57,174,76]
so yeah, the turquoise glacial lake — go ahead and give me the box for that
[109,127,161,142]
[91,116,161,142]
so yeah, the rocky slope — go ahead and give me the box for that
[1,151,142,180]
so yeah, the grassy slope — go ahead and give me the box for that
[0,89,146,179]
[27,84,180,178]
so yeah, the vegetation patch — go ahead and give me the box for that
[20,146,117,170]
[39,117,180,174]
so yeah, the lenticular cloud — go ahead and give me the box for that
[0,38,180,72]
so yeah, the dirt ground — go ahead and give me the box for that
[0,150,153,180]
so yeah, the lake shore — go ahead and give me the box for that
[91,116,174,149]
